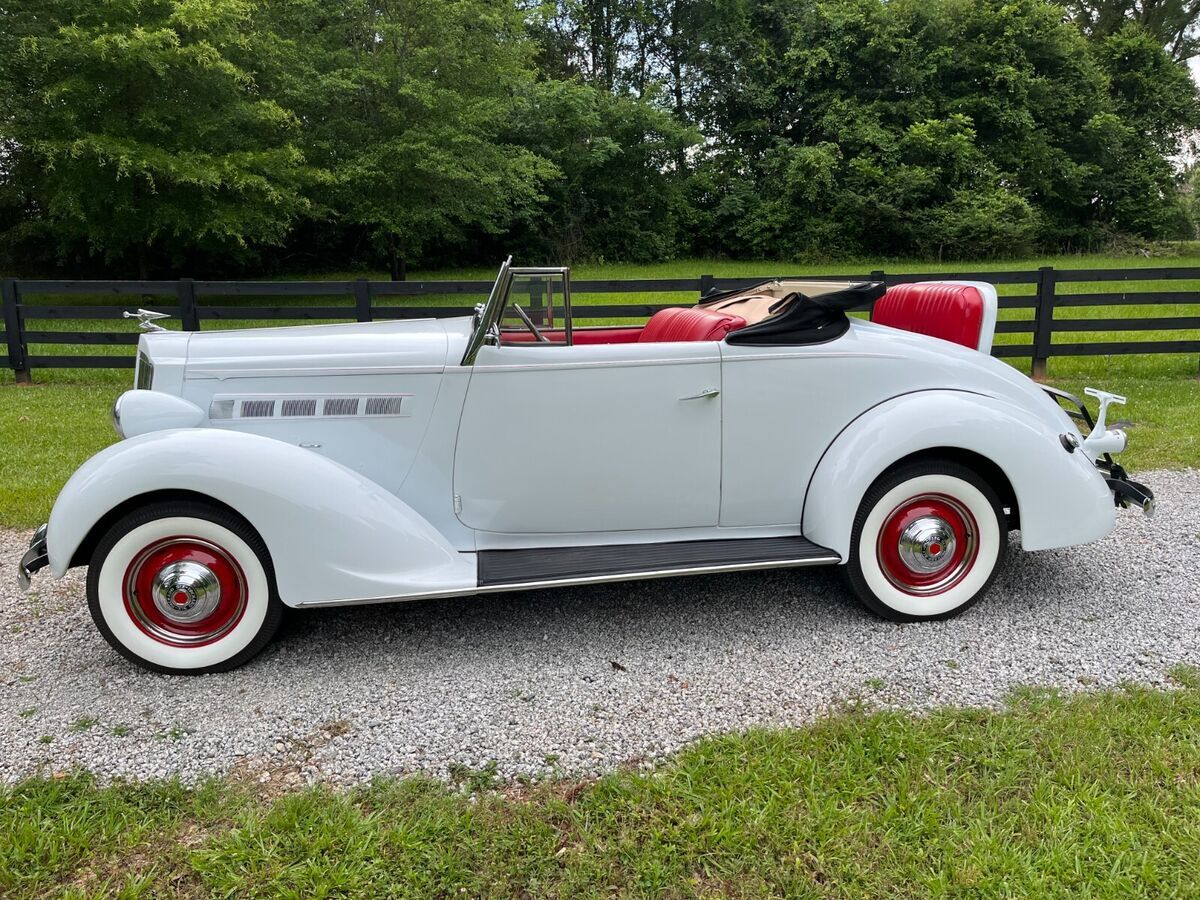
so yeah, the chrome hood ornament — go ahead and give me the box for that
[123,308,171,332]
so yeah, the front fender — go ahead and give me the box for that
[47,429,474,606]
[802,390,1115,559]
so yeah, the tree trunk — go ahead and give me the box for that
[669,3,688,172]
[136,242,149,281]
[388,235,406,281]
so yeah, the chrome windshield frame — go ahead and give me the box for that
[461,261,573,365]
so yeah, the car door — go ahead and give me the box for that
[453,340,723,535]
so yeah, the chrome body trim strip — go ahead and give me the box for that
[722,351,907,362]
[187,365,445,380]
[291,554,841,608]
[473,357,716,372]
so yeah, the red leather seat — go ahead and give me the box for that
[872,283,995,352]
[639,307,747,343]
[503,327,644,345]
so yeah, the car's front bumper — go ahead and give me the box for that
[17,524,48,591]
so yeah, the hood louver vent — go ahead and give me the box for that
[211,393,410,421]
[280,398,318,418]
[323,397,360,417]
[365,396,404,416]
[240,399,276,418]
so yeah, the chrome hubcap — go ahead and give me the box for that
[897,516,957,575]
[150,560,222,624]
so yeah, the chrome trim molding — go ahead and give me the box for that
[722,351,907,362]
[292,553,841,608]
[188,365,445,380]
[135,352,155,389]
[475,356,715,373]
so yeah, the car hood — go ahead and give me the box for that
[176,317,471,378]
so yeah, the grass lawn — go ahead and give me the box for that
[5,675,1200,897]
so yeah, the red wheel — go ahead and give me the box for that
[847,461,1006,621]
[122,537,249,647]
[875,493,979,597]
[88,502,282,673]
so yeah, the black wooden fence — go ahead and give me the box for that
[3,266,1200,384]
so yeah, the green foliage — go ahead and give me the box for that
[1087,24,1200,238]
[0,0,1197,271]
[500,78,700,262]
[686,0,1198,259]
[0,0,317,275]
[258,0,555,276]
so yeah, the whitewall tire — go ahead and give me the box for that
[87,501,283,674]
[846,460,1007,621]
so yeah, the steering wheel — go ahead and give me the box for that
[511,303,550,343]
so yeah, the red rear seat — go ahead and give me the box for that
[639,307,747,343]
[872,283,987,351]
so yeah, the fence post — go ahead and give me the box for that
[2,278,31,385]
[868,270,885,320]
[354,278,373,323]
[177,277,200,331]
[528,279,545,326]
[699,274,715,299]
[1031,265,1056,380]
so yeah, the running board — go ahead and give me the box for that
[477,536,839,588]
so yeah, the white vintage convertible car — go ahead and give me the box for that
[19,260,1153,673]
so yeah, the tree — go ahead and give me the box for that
[1087,24,1200,237]
[261,0,555,279]
[685,0,1198,258]
[498,78,699,262]
[0,0,316,277]
[1068,0,1200,61]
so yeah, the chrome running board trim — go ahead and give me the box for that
[291,553,841,609]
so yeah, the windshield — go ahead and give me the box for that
[462,260,573,364]
[461,256,512,365]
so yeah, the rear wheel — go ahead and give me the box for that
[846,460,1006,622]
[87,501,283,674]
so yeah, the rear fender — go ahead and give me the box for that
[802,390,1115,559]
[47,429,474,606]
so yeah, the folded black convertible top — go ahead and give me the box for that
[722,281,886,346]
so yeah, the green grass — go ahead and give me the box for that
[0,372,126,528]
[5,678,1200,897]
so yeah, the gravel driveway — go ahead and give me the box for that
[2,469,1198,788]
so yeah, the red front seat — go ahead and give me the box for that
[872,282,998,353]
[639,306,747,343]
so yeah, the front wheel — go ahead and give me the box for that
[846,460,1007,622]
[87,501,283,674]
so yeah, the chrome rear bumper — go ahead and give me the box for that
[1100,462,1155,518]
[18,524,48,591]
[1043,386,1154,518]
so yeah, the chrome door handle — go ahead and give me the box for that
[680,388,720,401]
